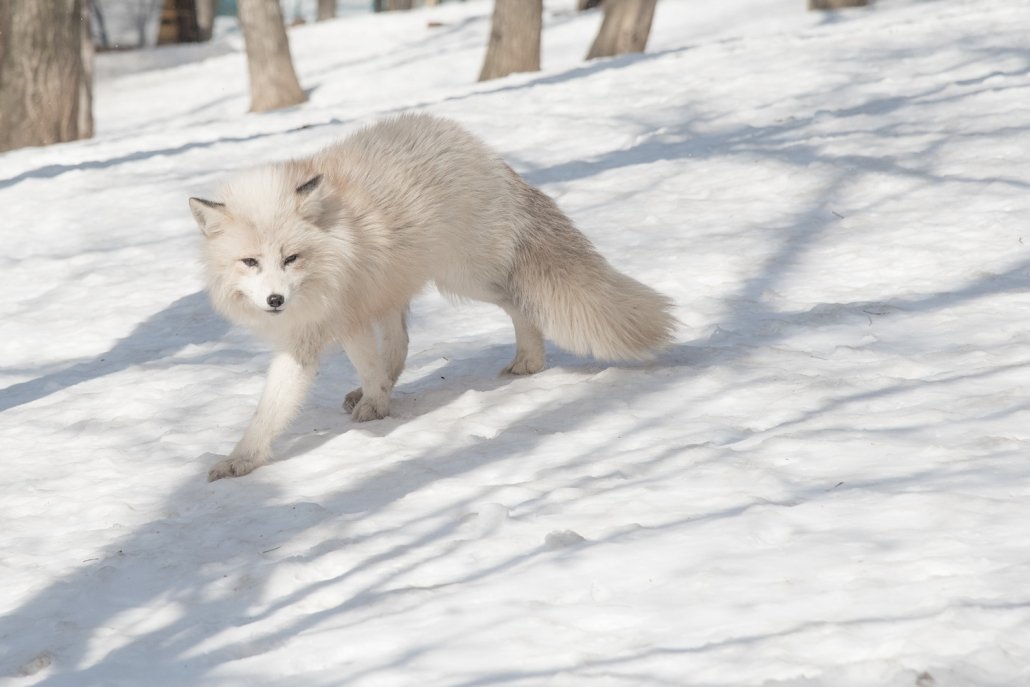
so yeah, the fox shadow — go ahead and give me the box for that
[275,340,694,465]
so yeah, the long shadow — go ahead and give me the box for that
[526,79,1030,191]
[7,47,655,194]
[0,42,690,195]
[0,118,349,191]
[0,291,229,412]
[304,15,488,81]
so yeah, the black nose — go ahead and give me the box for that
[267,294,285,308]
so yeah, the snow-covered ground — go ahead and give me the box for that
[3,0,1030,684]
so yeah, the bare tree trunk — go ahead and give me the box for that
[0,2,7,80]
[0,0,89,153]
[478,0,541,82]
[317,0,335,21]
[586,0,657,60]
[808,0,867,8]
[578,0,602,10]
[195,0,218,40]
[79,0,95,139]
[237,0,307,113]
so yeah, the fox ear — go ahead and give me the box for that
[296,174,322,195]
[295,174,330,226]
[189,197,229,237]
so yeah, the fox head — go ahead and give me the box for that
[190,166,343,323]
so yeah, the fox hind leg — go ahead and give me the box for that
[500,302,545,376]
[382,308,409,383]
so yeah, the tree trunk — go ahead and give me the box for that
[195,0,218,40]
[578,0,602,10]
[808,0,867,8]
[386,0,413,9]
[237,0,307,113]
[586,0,657,60]
[478,0,541,82]
[0,0,89,153]
[79,0,95,139]
[317,0,335,21]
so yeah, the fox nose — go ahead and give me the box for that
[267,294,285,309]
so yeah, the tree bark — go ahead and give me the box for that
[808,0,867,9]
[79,0,95,139]
[478,0,541,82]
[317,0,335,21]
[195,0,218,40]
[586,0,657,60]
[0,0,89,152]
[237,0,307,113]
[315,0,335,20]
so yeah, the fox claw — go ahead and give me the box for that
[208,454,265,481]
[342,388,363,412]
[352,396,388,422]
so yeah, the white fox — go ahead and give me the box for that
[190,114,676,480]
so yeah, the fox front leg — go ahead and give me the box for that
[208,350,318,480]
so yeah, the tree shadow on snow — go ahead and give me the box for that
[0,118,349,191]
[0,337,698,685]
[0,291,229,413]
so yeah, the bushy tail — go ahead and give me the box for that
[517,257,675,361]
[509,190,677,361]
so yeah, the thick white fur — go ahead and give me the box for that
[191,114,675,480]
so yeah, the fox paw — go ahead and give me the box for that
[352,396,388,422]
[501,355,544,376]
[208,454,265,481]
[342,388,363,412]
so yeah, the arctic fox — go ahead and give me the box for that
[190,114,675,480]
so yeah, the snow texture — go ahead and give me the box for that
[3,0,1030,685]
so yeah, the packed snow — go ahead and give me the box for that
[3,0,1030,685]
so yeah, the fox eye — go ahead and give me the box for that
[241,258,259,268]
[283,254,299,266]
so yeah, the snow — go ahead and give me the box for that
[3,0,1030,684]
